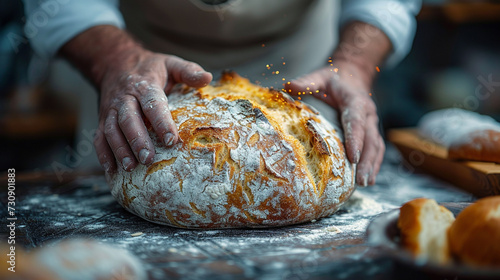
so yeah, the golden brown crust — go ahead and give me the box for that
[109,72,354,228]
[0,240,145,280]
[448,129,500,163]
[398,198,427,255]
[398,198,455,264]
[448,196,500,267]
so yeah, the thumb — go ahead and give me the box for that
[285,69,333,98]
[165,56,213,90]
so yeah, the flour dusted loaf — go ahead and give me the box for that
[448,129,500,163]
[108,71,355,228]
[398,198,455,264]
[418,108,500,163]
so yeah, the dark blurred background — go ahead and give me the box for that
[1,0,500,174]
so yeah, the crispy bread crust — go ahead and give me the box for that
[448,196,500,267]
[448,129,500,163]
[109,72,354,228]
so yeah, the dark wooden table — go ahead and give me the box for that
[0,146,476,279]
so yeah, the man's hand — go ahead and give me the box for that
[286,61,384,186]
[61,26,212,173]
[285,21,391,186]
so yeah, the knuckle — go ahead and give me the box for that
[379,138,386,150]
[152,118,169,133]
[129,135,143,149]
[140,95,168,114]
[121,73,164,96]
[103,121,117,137]
[116,96,140,124]
[364,99,376,111]
[97,153,110,165]
[141,97,159,110]
[117,110,136,127]
[166,55,183,66]
[341,109,355,122]
[118,114,133,127]
[115,146,130,158]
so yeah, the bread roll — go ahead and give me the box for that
[0,239,146,280]
[108,71,355,228]
[448,196,500,268]
[448,129,500,163]
[398,198,455,264]
[418,108,500,163]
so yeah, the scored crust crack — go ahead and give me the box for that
[108,71,355,228]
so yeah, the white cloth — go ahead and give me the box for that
[23,0,421,86]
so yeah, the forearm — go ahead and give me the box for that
[332,21,392,86]
[59,25,142,87]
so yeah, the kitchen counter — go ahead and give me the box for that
[0,145,475,279]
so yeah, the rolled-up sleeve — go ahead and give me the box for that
[22,0,125,59]
[340,0,422,67]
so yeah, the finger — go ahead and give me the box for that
[117,95,155,165]
[136,84,179,147]
[104,108,138,171]
[165,56,212,90]
[94,127,117,174]
[356,114,381,186]
[285,74,324,97]
[369,136,385,185]
[339,101,367,165]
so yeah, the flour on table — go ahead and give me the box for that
[340,190,384,215]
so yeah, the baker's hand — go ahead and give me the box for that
[285,61,385,186]
[94,48,212,173]
[60,26,213,174]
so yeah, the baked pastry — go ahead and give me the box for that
[108,71,355,228]
[448,129,500,163]
[448,196,500,268]
[0,239,146,280]
[418,108,500,163]
[398,198,455,264]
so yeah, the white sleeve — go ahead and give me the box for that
[22,0,125,59]
[340,0,422,67]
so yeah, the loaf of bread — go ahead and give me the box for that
[0,239,146,280]
[448,196,500,268]
[398,198,455,264]
[108,71,355,228]
[418,108,500,163]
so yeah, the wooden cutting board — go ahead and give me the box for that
[388,128,500,198]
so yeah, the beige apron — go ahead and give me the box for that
[120,0,340,88]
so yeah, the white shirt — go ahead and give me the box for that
[23,0,421,87]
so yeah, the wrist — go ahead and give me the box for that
[60,25,144,87]
[331,21,391,87]
[331,58,375,90]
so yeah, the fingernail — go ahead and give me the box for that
[362,174,369,187]
[139,149,150,164]
[103,161,111,173]
[354,150,361,163]
[122,157,133,170]
[164,133,176,146]
[193,71,206,78]
[358,173,369,187]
